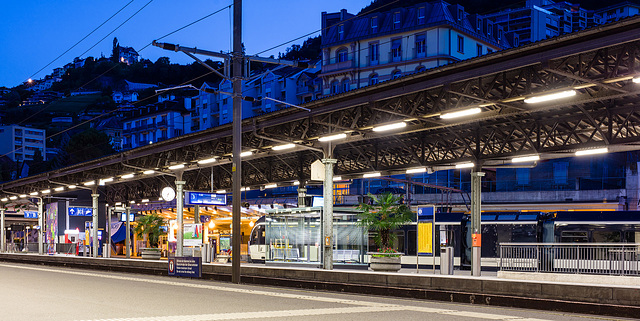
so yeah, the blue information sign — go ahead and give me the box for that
[168,256,202,277]
[24,211,38,219]
[185,191,226,206]
[68,207,93,216]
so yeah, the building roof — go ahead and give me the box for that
[322,1,511,49]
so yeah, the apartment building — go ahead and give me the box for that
[0,125,46,162]
[320,1,516,96]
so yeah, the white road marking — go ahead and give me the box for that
[0,263,555,321]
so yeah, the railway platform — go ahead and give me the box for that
[1,252,638,319]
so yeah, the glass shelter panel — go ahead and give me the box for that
[264,207,366,266]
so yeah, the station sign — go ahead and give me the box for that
[185,191,226,206]
[417,205,435,256]
[120,213,135,222]
[168,256,202,278]
[24,211,38,219]
[68,207,93,217]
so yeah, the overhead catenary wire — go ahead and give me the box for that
[1,4,233,163]
[25,0,136,84]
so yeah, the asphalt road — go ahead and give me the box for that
[0,263,633,321]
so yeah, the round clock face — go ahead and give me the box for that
[161,187,176,202]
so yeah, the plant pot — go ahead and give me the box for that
[141,248,162,260]
[369,253,401,272]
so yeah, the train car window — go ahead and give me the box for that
[481,225,498,257]
[518,214,537,221]
[561,231,588,242]
[592,230,621,243]
[512,225,537,242]
[497,215,517,221]
[396,230,405,254]
[624,231,638,243]
[406,230,417,255]
[481,215,496,221]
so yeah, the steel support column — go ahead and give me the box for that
[297,187,307,207]
[125,206,131,259]
[322,158,336,270]
[176,179,186,257]
[1,209,4,252]
[471,171,484,276]
[38,198,43,255]
[231,0,243,284]
[92,193,99,258]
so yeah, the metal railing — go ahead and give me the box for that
[500,243,640,276]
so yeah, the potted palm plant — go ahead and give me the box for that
[357,192,413,272]
[134,213,166,260]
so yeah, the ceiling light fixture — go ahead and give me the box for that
[440,108,481,119]
[632,77,640,84]
[83,181,95,186]
[373,122,407,132]
[143,170,155,175]
[29,192,38,196]
[197,157,217,165]
[216,190,226,194]
[406,167,427,174]
[524,90,576,104]
[240,151,253,157]
[9,196,17,200]
[54,187,64,192]
[293,181,300,185]
[318,133,347,142]
[19,194,27,198]
[455,163,475,169]
[512,155,540,163]
[168,164,185,170]
[363,172,381,178]
[68,185,77,189]
[575,147,608,156]
[264,184,277,189]
[41,189,51,194]
[121,173,135,179]
[272,143,295,151]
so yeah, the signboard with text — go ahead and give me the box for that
[168,256,202,277]
[183,223,203,246]
[68,207,93,217]
[24,211,38,219]
[417,205,435,256]
[185,191,226,206]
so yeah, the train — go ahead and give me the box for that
[248,208,640,268]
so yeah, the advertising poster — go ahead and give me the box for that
[46,202,58,255]
[183,223,203,246]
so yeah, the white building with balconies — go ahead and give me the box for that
[320,1,516,96]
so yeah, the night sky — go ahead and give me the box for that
[0,0,371,88]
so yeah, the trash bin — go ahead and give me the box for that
[202,244,210,263]
[103,244,111,258]
[440,246,454,275]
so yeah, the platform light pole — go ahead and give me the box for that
[231,0,242,284]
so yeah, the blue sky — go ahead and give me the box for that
[0,0,371,88]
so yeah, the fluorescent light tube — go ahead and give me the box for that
[168,164,185,170]
[318,133,347,142]
[406,167,427,174]
[455,163,475,169]
[440,108,481,119]
[512,155,540,163]
[363,172,381,178]
[524,90,576,104]
[272,143,295,151]
[373,122,406,132]
[198,157,217,164]
[575,147,608,156]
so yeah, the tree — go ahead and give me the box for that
[65,129,115,165]
[134,213,166,248]
[112,37,119,63]
[356,192,413,251]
